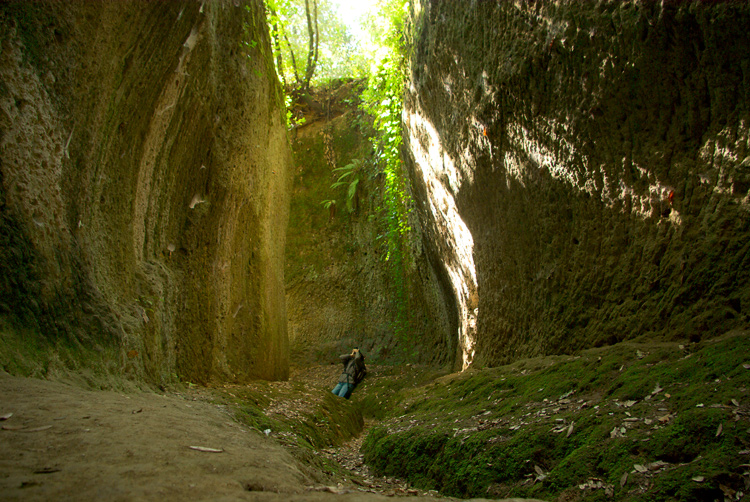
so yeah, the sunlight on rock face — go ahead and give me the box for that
[504,118,685,222]
[701,120,750,204]
[406,109,477,370]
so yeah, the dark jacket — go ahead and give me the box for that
[338,351,366,385]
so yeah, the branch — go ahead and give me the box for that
[266,5,287,88]
[302,0,317,90]
[311,0,319,81]
[284,32,301,87]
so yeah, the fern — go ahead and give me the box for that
[324,159,362,214]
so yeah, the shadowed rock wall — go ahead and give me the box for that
[0,0,291,383]
[406,1,750,367]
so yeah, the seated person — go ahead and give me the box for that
[331,348,366,399]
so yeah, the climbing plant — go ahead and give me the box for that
[360,0,413,351]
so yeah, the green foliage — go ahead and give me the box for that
[328,158,362,213]
[265,0,365,89]
[358,0,413,348]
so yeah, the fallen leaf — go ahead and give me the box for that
[651,383,663,395]
[2,424,25,431]
[0,413,12,421]
[634,464,648,473]
[620,472,628,487]
[719,483,736,498]
[716,423,723,437]
[696,403,704,408]
[744,364,750,370]
[188,445,223,453]
[665,393,671,398]
[624,400,637,408]
[34,467,61,474]
[23,425,52,432]
[692,476,705,482]
[732,399,740,407]
[566,424,574,437]
[534,465,545,476]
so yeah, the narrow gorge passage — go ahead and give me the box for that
[2,1,750,501]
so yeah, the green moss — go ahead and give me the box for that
[0,321,127,390]
[0,323,50,377]
[226,382,364,450]
[361,334,750,500]
[351,365,446,420]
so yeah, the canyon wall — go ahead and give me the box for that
[405,1,750,368]
[0,0,292,384]
[285,84,456,367]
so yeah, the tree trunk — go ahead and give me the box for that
[284,32,301,87]
[302,0,318,90]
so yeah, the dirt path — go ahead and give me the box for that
[0,371,544,502]
[233,364,422,496]
[318,419,425,497]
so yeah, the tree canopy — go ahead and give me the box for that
[265,0,369,91]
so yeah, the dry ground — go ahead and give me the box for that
[0,370,543,502]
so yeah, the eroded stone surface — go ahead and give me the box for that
[0,1,292,383]
[405,1,750,366]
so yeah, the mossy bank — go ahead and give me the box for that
[362,332,750,501]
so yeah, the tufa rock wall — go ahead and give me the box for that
[405,1,750,368]
[285,84,455,367]
[0,0,292,383]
